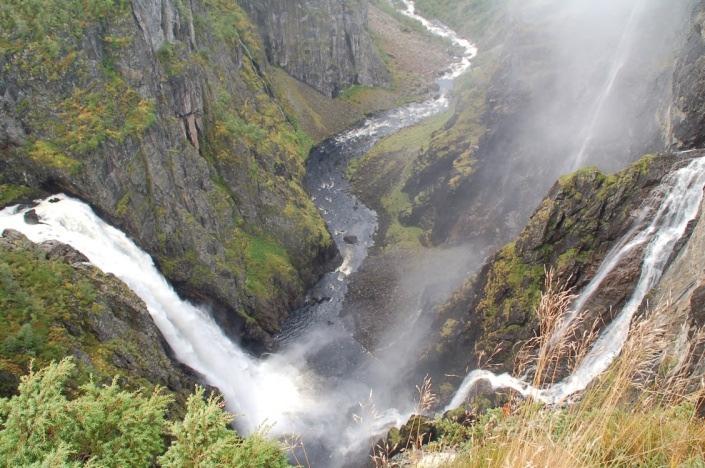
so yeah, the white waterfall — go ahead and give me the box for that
[0,195,311,434]
[448,156,705,410]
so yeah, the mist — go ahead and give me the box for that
[279,0,697,462]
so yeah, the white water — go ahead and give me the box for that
[0,195,310,434]
[569,2,643,171]
[448,156,705,410]
[398,0,477,80]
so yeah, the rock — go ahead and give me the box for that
[239,0,390,97]
[1,229,30,245]
[419,156,681,386]
[38,240,89,264]
[383,415,438,458]
[0,236,200,408]
[343,234,359,245]
[23,209,40,225]
[670,4,705,149]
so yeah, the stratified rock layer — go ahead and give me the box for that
[240,0,389,97]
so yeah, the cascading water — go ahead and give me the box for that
[0,195,309,434]
[447,155,705,410]
[0,1,479,465]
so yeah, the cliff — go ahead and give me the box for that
[239,0,389,97]
[670,0,705,149]
[0,0,338,349]
[422,155,683,393]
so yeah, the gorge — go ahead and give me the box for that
[1,0,705,467]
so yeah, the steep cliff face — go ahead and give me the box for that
[239,0,389,97]
[0,0,337,349]
[0,230,198,405]
[670,1,705,149]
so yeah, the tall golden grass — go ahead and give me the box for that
[447,269,705,467]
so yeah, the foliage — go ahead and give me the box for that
[0,358,170,467]
[0,185,37,209]
[159,388,289,468]
[401,276,705,468]
[225,232,299,303]
[1,0,154,173]
[0,248,99,371]
[0,359,291,467]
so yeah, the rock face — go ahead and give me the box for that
[670,1,705,149]
[0,230,199,405]
[239,0,389,97]
[422,156,682,390]
[0,0,339,349]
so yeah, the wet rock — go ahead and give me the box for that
[23,209,40,225]
[382,415,438,459]
[344,234,359,245]
[671,4,705,149]
[239,0,389,97]
[422,156,680,383]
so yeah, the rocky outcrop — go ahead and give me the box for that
[0,0,338,349]
[0,230,199,406]
[421,155,682,390]
[239,0,389,97]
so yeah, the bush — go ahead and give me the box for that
[0,359,291,467]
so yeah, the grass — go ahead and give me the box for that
[379,270,705,467]
[0,185,38,209]
[349,110,453,249]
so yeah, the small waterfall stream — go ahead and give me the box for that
[447,155,705,410]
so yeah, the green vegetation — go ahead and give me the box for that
[1,248,101,374]
[414,0,508,41]
[238,233,298,302]
[0,359,289,467]
[475,242,544,365]
[349,110,452,249]
[1,0,155,174]
[391,275,705,468]
[0,185,38,209]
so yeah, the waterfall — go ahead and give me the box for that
[448,156,705,411]
[0,195,310,435]
[569,2,643,171]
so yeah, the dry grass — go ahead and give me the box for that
[369,270,705,467]
[372,375,439,466]
[446,270,705,467]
